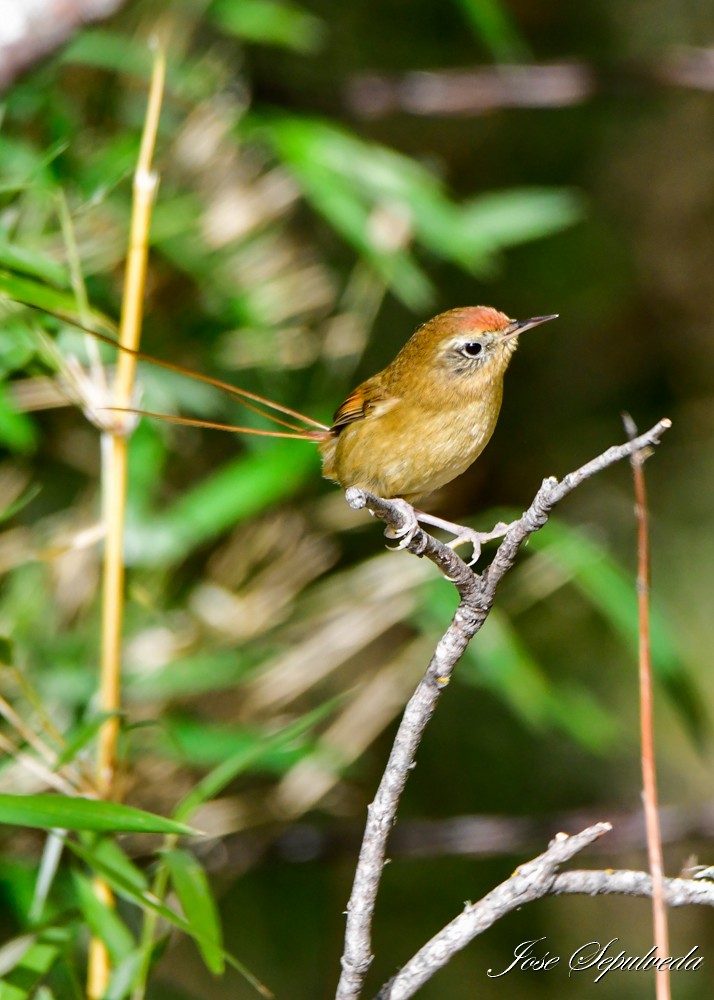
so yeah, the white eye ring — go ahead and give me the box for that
[459,342,483,359]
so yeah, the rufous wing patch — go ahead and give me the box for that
[330,379,399,433]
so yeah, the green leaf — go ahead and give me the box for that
[460,607,617,749]
[210,0,325,53]
[0,137,67,195]
[67,841,184,919]
[174,699,338,823]
[0,484,41,525]
[454,0,529,61]
[0,382,37,453]
[0,270,112,331]
[526,519,706,740]
[165,849,224,974]
[458,188,584,258]
[104,950,145,1000]
[0,235,68,288]
[159,716,316,772]
[0,320,36,374]
[72,870,136,964]
[66,841,271,997]
[125,440,318,565]
[126,651,256,700]
[0,794,198,835]
[0,858,37,923]
[262,117,581,306]
[60,30,153,79]
[78,836,149,896]
[420,573,617,748]
[262,117,434,308]
[54,713,117,769]
[0,926,71,1000]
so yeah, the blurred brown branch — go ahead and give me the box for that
[260,800,714,867]
[0,0,127,91]
[346,50,714,118]
[348,63,594,118]
[336,418,672,1000]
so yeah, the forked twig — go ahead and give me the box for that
[336,417,672,1000]
[377,824,712,1000]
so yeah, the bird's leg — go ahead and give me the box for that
[411,510,512,567]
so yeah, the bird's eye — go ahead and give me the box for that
[459,342,483,359]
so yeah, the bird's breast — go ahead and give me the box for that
[320,386,504,501]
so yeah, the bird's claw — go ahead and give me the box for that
[384,499,421,550]
[445,529,484,567]
[445,520,513,567]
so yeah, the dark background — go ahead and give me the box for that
[1,1,713,997]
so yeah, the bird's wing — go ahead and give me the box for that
[330,379,398,432]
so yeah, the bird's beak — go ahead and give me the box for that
[501,314,559,342]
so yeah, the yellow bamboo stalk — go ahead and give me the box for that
[87,42,166,1000]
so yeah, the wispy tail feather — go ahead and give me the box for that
[102,407,331,441]
[20,300,331,433]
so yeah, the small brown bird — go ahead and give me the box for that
[315,305,557,556]
[78,304,557,556]
[319,306,556,501]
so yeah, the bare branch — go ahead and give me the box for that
[376,827,714,1000]
[336,418,672,1000]
[375,824,611,1000]
[552,869,714,906]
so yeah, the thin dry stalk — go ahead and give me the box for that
[57,189,105,389]
[624,413,671,1000]
[0,693,60,768]
[87,41,166,1000]
[96,41,166,792]
[0,732,79,796]
[0,692,94,795]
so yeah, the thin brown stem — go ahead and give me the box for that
[623,413,670,1000]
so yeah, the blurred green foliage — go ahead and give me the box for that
[0,0,712,998]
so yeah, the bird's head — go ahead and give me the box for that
[418,306,558,379]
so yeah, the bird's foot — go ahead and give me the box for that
[382,501,512,566]
[383,499,422,550]
[413,513,512,567]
